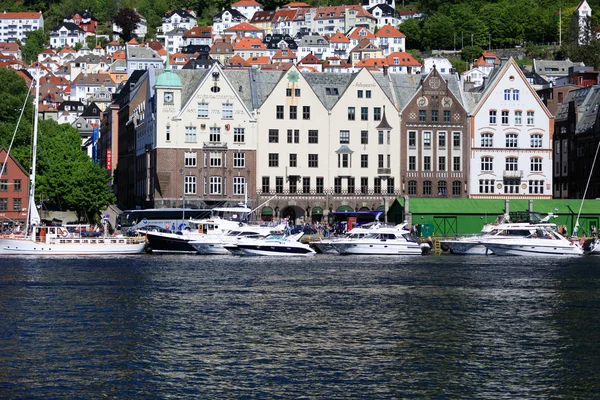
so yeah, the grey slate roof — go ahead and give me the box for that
[575,87,600,134]
[532,59,584,77]
[127,45,161,61]
[302,72,354,110]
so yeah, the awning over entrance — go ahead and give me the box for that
[311,206,323,215]
[261,206,273,216]
[337,205,353,212]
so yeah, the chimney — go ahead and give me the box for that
[463,80,475,92]
[383,65,388,76]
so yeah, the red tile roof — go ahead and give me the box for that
[385,52,420,66]
[329,32,350,43]
[0,11,43,19]
[246,56,271,65]
[232,0,262,6]
[233,37,266,50]
[347,27,375,40]
[225,22,263,31]
[375,24,405,38]
[183,26,213,38]
[298,52,320,65]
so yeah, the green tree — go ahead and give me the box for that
[398,18,422,50]
[21,29,48,64]
[36,120,116,222]
[421,12,455,50]
[0,69,34,168]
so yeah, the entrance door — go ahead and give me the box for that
[433,216,457,236]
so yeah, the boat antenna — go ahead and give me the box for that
[573,139,600,236]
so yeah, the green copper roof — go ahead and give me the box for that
[155,55,182,87]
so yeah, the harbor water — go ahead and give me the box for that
[0,254,599,398]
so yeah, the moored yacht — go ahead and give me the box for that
[224,232,316,257]
[480,228,583,256]
[145,206,252,254]
[330,225,424,255]
[189,224,285,255]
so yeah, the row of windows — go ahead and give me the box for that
[480,157,543,171]
[167,126,245,143]
[196,102,233,119]
[418,110,452,123]
[489,110,534,125]
[406,181,462,196]
[276,105,311,120]
[480,133,543,148]
[408,131,461,148]
[268,153,394,169]
[0,198,22,211]
[407,156,462,171]
[261,176,395,194]
[184,151,247,168]
[347,107,383,121]
[479,179,545,194]
[183,176,246,195]
[0,179,22,192]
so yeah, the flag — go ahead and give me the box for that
[553,9,561,20]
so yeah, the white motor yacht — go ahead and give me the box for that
[189,224,285,255]
[224,232,316,257]
[330,225,424,255]
[311,222,383,254]
[441,214,559,255]
[480,228,583,256]
[145,206,252,254]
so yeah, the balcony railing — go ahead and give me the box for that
[203,141,228,150]
[256,188,403,196]
[503,170,523,178]
[377,168,391,175]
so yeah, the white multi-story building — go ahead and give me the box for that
[374,24,405,56]
[212,9,247,35]
[422,57,453,74]
[232,0,263,20]
[0,11,43,44]
[49,22,86,49]
[153,63,260,208]
[466,58,553,199]
[575,0,592,45]
[327,68,402,209]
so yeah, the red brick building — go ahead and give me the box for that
[0,149,29,226]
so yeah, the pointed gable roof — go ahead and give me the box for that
[375,24,405,38]
[225,22,263,32]
[351,38,380,52]
[385,52,420,66]
[470,57,552,119]
[272,47,296,60]
[347,27,375,40]
[329,31,350,43]
[298,52,320,65]
[225,54,252,68]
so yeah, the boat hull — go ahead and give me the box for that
[481,241,583,256]
[331,242,423,255]
[0,237,146,255]
[146,232,197,254]
[189,241,230,255]
[226,243,315,256]
[441,240,492,255]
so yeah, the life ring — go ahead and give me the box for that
[60,228,69,237]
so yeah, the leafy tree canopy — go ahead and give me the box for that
[21,29,48,64]
[0,69,115,223]
[113,8,142,42]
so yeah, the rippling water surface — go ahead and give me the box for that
[0,254,599,398]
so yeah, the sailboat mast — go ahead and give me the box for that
[25,70,40,235]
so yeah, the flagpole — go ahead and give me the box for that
[559,8,562,46]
